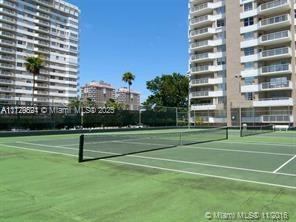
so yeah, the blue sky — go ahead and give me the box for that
[67,0,189,101]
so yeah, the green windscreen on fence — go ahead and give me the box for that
[78,127,228,162]
[240,125,274,137]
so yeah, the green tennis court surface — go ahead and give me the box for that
[0,129,295,221]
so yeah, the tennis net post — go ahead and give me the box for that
[78,134,84,162]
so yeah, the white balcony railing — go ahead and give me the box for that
[261,81,291,90]
[260,30,289,42]
[191,40,209,49]
[261,64,290,74]
[191,90,224,98]
[253,97,293,107]
[191,78,209,85]
[191,3,208,13]
[191,65,209,73]
[261,47,289,58]
[191,77,224,85]
[260,14,289,27]
[191,15,209,25]
[260,0,289,11]
[191,104,217,111]
[262,115,291,123]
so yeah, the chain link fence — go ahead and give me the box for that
[0,104,189,131]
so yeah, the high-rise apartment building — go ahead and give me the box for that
[189,0,296,126]
[0,0,79,106]
[116,87,141,110]
[81,81,115,106]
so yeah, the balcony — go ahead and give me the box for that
[0,30,15,38]
[191,90,224,98]
[35,91,49,95]
[37,5,50,13]
[0,39,15,46]
[36,75,49,81]
[0,87,12,92]
[253,97,293,107]
[259,30,291,45]
[0,15,16,24]
[241,64,292,78]
[36,12,50,20]
[0,8,16,16]
[260,81,292,91]
[190,27,216,39]
[191,77,224,86]
[0,0,16,8]
[0,23,16,31]
[259,14,291,30]
[258,0,291,16]
[0,55,15,62]
[191,65,225,74]
[261,64,291,76]
[241,81,292,93]
[0,95,12,100]
[0,78,13,84]
[191,104,217,111]
[262,115,292,123]
[190,1,224,16]
[0,63,14,69]
[191,52,224,62]
[190,39,224,51]
[0,70,12,76]
[260,47,291,60]
[37,26,50,33]
[190,14,223,28]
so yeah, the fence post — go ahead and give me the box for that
[176,107,178,127]
[78,134,84,163]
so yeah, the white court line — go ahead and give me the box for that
[220,141,296,147]
[273,155,296,173]
[184,146,294,157]
[103,159,296,190]
[0,143,77,157]
[1,142,296,189]
[13,141,296,177]
[127,155,296,177]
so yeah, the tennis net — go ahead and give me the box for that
[240,124,274,137]
[78,127,228,162]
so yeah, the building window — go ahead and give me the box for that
[244,47,254,56]
[217,32,225,39]
[217,45,226,52]
[244,2,253,12]
[244,77,255,85]
[215,7,225,15]
[243,32,255,40]
[244,62,254,70]
[217,19,225,27]
[244,17,254,26]
[217,58,226,65]
[245,93,253,101]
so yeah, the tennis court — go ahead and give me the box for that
[1,128,295,189]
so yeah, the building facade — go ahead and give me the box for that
[0,0,79,106]
[189,0,296,126]
[81,81,115,106]
[116,87,140,110]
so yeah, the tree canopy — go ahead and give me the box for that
[143,73,189,108]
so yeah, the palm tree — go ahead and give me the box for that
[122,72,135,109]
[25,56,44,106]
